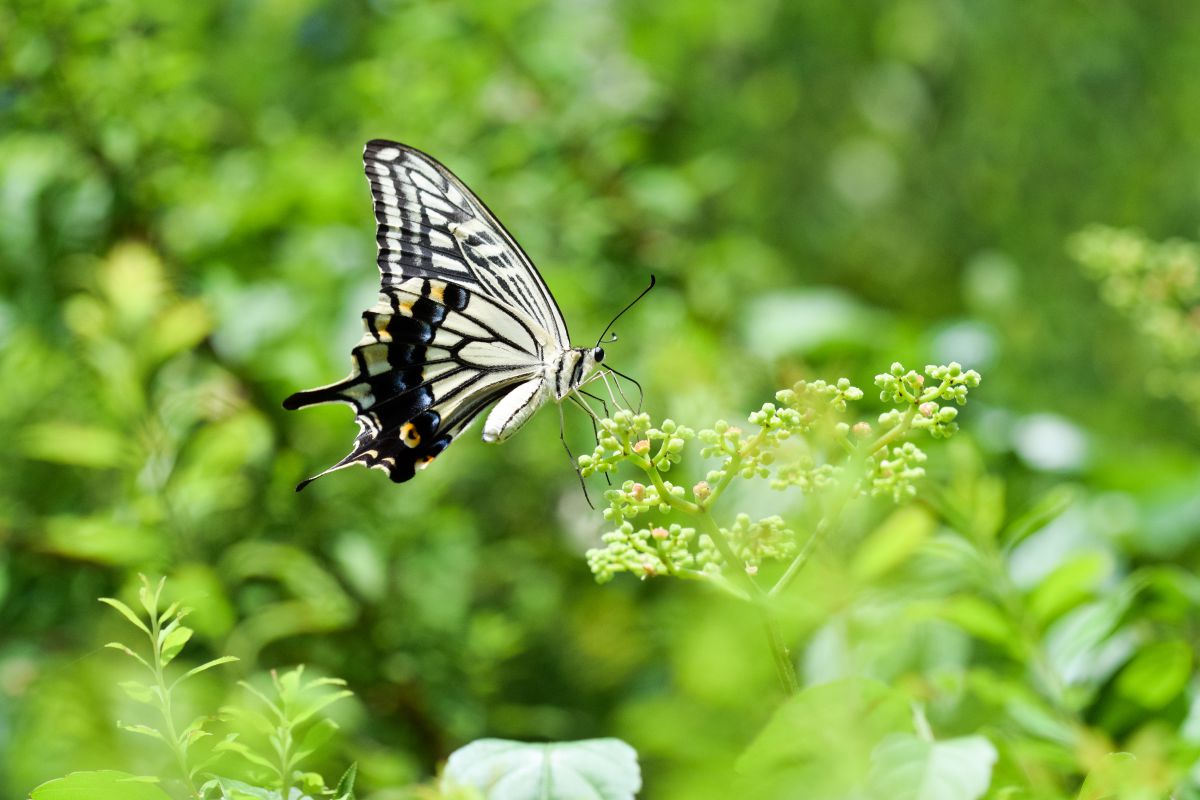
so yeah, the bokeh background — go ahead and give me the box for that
[3,1,1200,797]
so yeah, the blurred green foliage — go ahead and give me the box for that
[3,0,1200,798]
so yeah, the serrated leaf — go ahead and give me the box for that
[866,734,997,800]
[443,738,640,800]
[99,598,150,634]
[31,771,173,800]
[334,763,357,800]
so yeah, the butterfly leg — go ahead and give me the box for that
[579,388,610,420]
[574,390,612,487]
[605,367,644,413]
[559,400,594,509]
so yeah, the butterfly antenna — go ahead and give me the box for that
[596,275,656,347]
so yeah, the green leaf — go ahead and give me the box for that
[99,598,150,634]
[1002,485,1078,548]
[138,576,164,618]
[852,506,937,582]
[737,678,910,794]
[213,734,280,772]
[198,777,283,800]
[45,518,165,566]
[866,734,997,800]
[1044,586,1138,688]
[292,689,353,726]
[334,763,357,800]
[1076,753,1155,800]
[442,738,640,800]
[1027,553,1109,626]
[118,723,167,743]
[118,681,156,704]
[21,422,127,469]
[175,655,239,688]
[30,771,173,800]
[935,596,1019,653]
[159,624,193,665]
[1115,639,1192,708]
[294,717,339,762]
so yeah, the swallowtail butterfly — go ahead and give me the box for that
[284,140,635,491]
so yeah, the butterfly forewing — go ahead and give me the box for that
[364,140,570,348]
[284,142,573,489]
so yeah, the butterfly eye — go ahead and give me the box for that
[593,346,605,363]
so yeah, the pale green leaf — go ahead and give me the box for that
[852,505,936,581]
[118,723,167,742]
[118,681,156,704]
[1116,640,1192,709]
[443,738,640,800]
[21,423,127,469]
[31,771,172,800]
[174,655,239,688]
[99,598,150,634]
[1002,485,1079,548]
[1027,553,1110,626]
[866,734,997,800]
[1076,753,1159,800]
[293,717,339,763]
[159,624,193,665]
[737,678,910,795]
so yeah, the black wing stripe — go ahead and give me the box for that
[363,140,570,347]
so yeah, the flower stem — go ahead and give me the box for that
[695,508,800,695]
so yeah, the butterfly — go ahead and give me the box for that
[284,140,648,491]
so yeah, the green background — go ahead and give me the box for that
[3,1,1200,797]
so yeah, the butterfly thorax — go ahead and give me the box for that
[549,346,603,400]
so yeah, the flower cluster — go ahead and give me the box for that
[1070,225,1200,414]
[581,362,980,587]
[587,522,704,583]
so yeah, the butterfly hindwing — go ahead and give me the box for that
[284,277,544,488]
